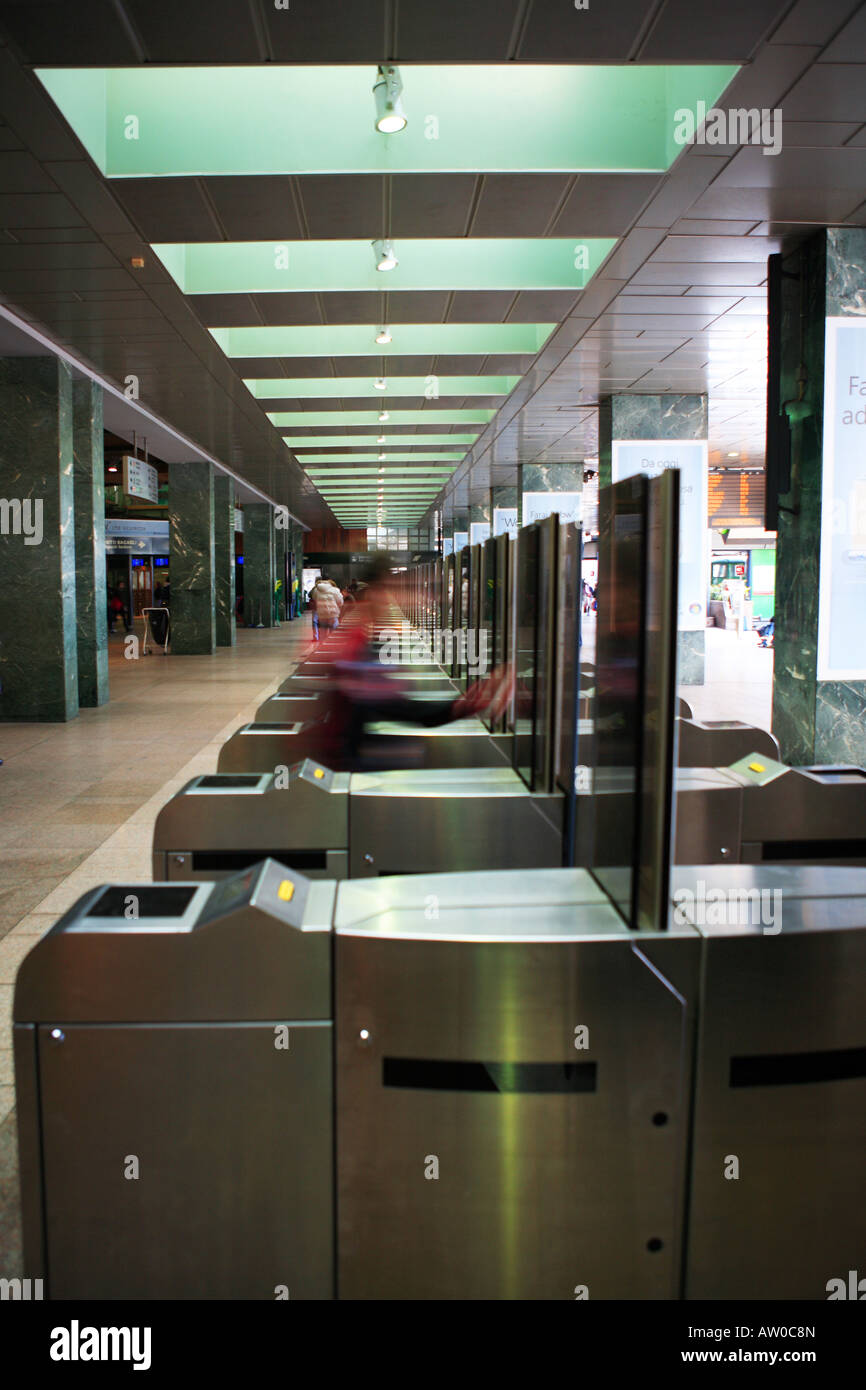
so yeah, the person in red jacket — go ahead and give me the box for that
[304,554,513,771]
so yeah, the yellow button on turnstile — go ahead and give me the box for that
[277,880,295,902]
[313,767,325,779]
[748,762,766,773]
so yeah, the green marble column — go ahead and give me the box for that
[0,356,78,721]
[274,508,289,623]
[169,461,216,655]
[773,227,866,765]
[289,521,304,620]
[599,393,708,685]
[519,462,584,527]
[244,503,275,627]
[469,499,491,545]
[213,474,236,647]
[490,484,519,536]
[73,379,109,706]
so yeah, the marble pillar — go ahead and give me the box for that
[213,474,236,647]
[0,356,78,720]
[490,484,519,536]
[599,393,708,685]
[773,227,866,765]
[519,462,584,526]
[274,510,289,623]
[72,378,109,707]
[244,503,275,627]
[169,461,216,654]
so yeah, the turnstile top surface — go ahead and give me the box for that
[13,861,335,1022]
[349,764,523,796]
[671,864,866,899]
[335,867,698,942]
[366,716,489,737]
[670,863,866,937]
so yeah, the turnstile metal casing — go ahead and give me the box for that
[218,719,514,774]
[13,862,335,1300]
[151,764,350,880]
[335,868,700,1299]
[152,764,563,882]
[675,864,866,1299]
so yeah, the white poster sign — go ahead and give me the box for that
[453,530,469,553]
[469,521,491,546]
[442,537,453,557]
[612,439,708,630]
[122,455,159,504]
[818,317,866,679]
[493,506,518,538]
[522,491,582,527]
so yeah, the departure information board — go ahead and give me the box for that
[708,471,766,527]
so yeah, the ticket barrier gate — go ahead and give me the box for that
[591,754,866,868]
[674,863,866,1299]
[15,859,865,1300]
[218,717,514,774]
[151,761,563,881]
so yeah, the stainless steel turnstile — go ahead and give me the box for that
[14,861,866,1300]
[152,762,563,881]
[13,861,335,1300]
[675,864,866,1299]
[334,868,699,1300]
[218,717,514,773]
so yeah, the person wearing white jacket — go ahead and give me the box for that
[310,575,344,641]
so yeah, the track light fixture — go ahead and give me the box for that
[373,65,407,135]
[377,434,386,444]
[376,327,392,345]
[374,377,388,390]
[378,409,390,422]
[372,239,398,271]
[378,452,386,461]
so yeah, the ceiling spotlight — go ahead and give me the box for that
[372,238,398,272]
[378,452,386,461]
[378,409,390,422]
[377,434,386,444]
[376,327,392,345]
[374,377,388,390]
[373,65,407,135]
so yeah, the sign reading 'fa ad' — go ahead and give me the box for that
[818,318,866,680]
[611,440,709,630]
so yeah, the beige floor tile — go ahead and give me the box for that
[0,1087,14,1126]
[0,937,38,984]
[8,914,57,938]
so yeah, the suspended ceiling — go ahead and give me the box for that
[0,0,864,525]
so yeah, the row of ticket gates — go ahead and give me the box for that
[13,511,866,1301]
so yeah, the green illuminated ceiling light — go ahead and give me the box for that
[245,378,516,400]
[277,411,495,427]
[295,453,464,463]
[217,325,553,359]
[154,242,610,295]
[283,435,480,448]
[306,467,457,476]
[36,65,739,177]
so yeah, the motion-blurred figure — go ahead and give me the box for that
[304,554,513,771]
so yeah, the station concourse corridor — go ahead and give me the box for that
[0,0,864,1347]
